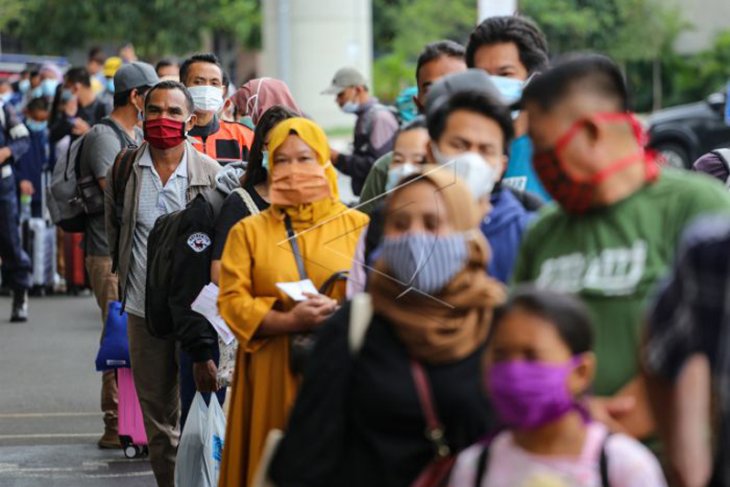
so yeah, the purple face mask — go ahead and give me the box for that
[487,358,581,430]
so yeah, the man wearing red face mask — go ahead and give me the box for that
[512,54,730,440]
[104,80,221,487]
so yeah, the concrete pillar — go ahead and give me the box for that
[262,0,372,130]
[478,0,518,22]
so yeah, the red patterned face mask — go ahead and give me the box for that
[143,117,187,150]
[533,113,659,214]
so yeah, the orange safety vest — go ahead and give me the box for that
[189,118,254,165]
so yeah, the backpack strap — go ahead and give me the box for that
[711,149,730,187]
[233,187,261,216]
[110,146,139,273]
[283,214,308,281]
[97,117,129,148]
[473,443,491,487]
[348,292,373,354]
[599,432,612,487]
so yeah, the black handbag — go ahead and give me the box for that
[284,215,348,375]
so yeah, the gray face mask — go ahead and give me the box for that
[380,232,469,296]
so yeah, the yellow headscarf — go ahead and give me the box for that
[267,117,342,225]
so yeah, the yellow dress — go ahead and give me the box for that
[217,201,369,486]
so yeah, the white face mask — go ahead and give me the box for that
[188,85,224,113]
[431,143,498,199]
[385,162,420,191]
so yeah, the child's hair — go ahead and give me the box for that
[26,97,50,113]
[490,285,594,354]
[398,115,427,135]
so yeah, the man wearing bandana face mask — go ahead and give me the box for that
[513,54,730,440]
[104,81,221,487]
[466,15,551,202]
[180,53,254,166]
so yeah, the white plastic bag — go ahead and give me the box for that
[175,393,210,487]
[204,394,226,486]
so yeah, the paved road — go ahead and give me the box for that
[0,293,154,487]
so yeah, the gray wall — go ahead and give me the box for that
[674,0,730,54]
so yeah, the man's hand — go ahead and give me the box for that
[329,147,340,162]
[19,180,34,196]
[0,147,12,165]
[193,360,219,393]
[71,117,91,136]
[290,294,338,331]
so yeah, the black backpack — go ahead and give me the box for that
[145,188,225,339]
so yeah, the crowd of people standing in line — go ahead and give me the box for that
[2,13,730,487]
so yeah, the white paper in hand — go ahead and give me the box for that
[276,279,319,302]
[191,283,236,345]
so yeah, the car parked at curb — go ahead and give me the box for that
[648,92,730,169]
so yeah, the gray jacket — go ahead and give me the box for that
[104,140,221,300]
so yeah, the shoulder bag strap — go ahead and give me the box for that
[474,443,490,487]
[283,214,308,280]
[233,187,261,216]
[410,360,450,459]
[349,292,373,355]
[599,432,611,487]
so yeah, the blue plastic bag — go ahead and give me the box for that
[95,301,131,371]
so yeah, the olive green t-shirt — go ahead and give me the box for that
[513,169,730,394]
[357,152,392,215]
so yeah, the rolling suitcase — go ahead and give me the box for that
[117,367,149,459]
[63,232,87,293]
[21,218,57,295]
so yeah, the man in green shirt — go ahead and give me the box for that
[514,54,730,438]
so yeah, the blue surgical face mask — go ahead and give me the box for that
[380,232,470,296]
[385,162,419,191]
[261,150,270,170]
[239,115,255,130]
[0,92,12,103]
[26,119,48,132]
[19,79,31,94]
[61,88,74,102]
[41,78,59,98]
[341,101,360,114]
[30,86,43,99]
[106,78,115,94]
[488,75,524,105]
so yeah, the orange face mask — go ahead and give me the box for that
[269,162,332,206]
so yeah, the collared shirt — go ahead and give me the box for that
[125,145,189,317]
[646,214,730,485]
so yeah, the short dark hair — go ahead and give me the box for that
[179,53,222,85]
[155,58,178,74]
[521,53,629,112]
[427,90,514,153]
[491,285,594,355]
[113,85,153,109]
[466,16,548,74]
[144,80,195,115]
[399,115,427,134]
[88,46,105,64]
[415,40,465,83]
[26,97,49,112]
[241,105,300,188]
[64,67,92,88]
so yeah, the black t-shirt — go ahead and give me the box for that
[269,303,495,487]
[212,182,270,260]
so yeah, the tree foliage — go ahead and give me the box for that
[5,0,260,58]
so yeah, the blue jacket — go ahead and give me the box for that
[502,135,551,202]
[0,103,30,166]
[14,127,48,204]
[480,188,535,283]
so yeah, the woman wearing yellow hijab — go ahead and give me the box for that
[217,118,369,486]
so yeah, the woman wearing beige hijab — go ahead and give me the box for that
[269,166,506,487]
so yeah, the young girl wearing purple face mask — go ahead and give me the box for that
[451,286,667,487]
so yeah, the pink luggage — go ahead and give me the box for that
[117,367,149,458]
